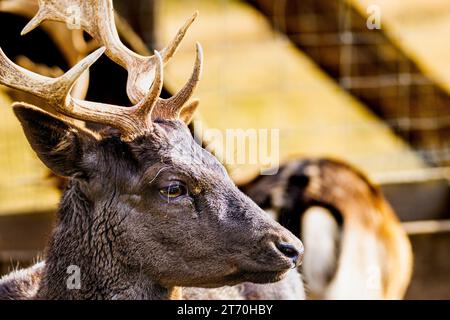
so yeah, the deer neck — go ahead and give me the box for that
[37,180,175,300]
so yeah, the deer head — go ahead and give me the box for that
[0,0,303,299]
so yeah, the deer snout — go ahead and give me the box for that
[276,241,304,266]
[267,224,304,268]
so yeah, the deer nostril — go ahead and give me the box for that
[276,242,301,265]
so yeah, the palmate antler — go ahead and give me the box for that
[0,0,203,140]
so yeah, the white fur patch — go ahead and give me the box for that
[264,209,278,221]
[325,218,384,299]
[301,206,340,298]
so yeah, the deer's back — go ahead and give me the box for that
[0,262,44,300]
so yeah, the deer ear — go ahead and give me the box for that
[13,103,97,178]
[179,100,199,124]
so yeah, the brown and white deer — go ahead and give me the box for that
[0,0,305,299]
[240,159,413,299]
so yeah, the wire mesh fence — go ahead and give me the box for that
[245,0,450,170]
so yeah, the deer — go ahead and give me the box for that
[238,158,413,299]
[0,0,305,299]
[0,0,411,301]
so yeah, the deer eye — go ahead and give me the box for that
[159,183,188,199]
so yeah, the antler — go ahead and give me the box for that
[0,38,201,139]
[21,0,200,108]
[0,0,88,65]
[0,0,203,139]
[1,46,166,140]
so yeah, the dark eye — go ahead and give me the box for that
[159,183,188,199]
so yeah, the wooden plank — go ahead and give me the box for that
[406,231,450,299]
[0,210,54,274]
[403,220,450,235]
[381,178,449,221]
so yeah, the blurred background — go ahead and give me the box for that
[0,0,449,299]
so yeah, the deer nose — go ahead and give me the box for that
[276,242,304,266]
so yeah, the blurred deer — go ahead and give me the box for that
[240,158,413,299]
[0,0,304,299]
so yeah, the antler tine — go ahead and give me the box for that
[21,0,197,105]
[160,11,198,64]
[8,0,202,134]
[0,46,167,139]
[134,51,164,123]
[0,46,102,107]
[152,43,203,121]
